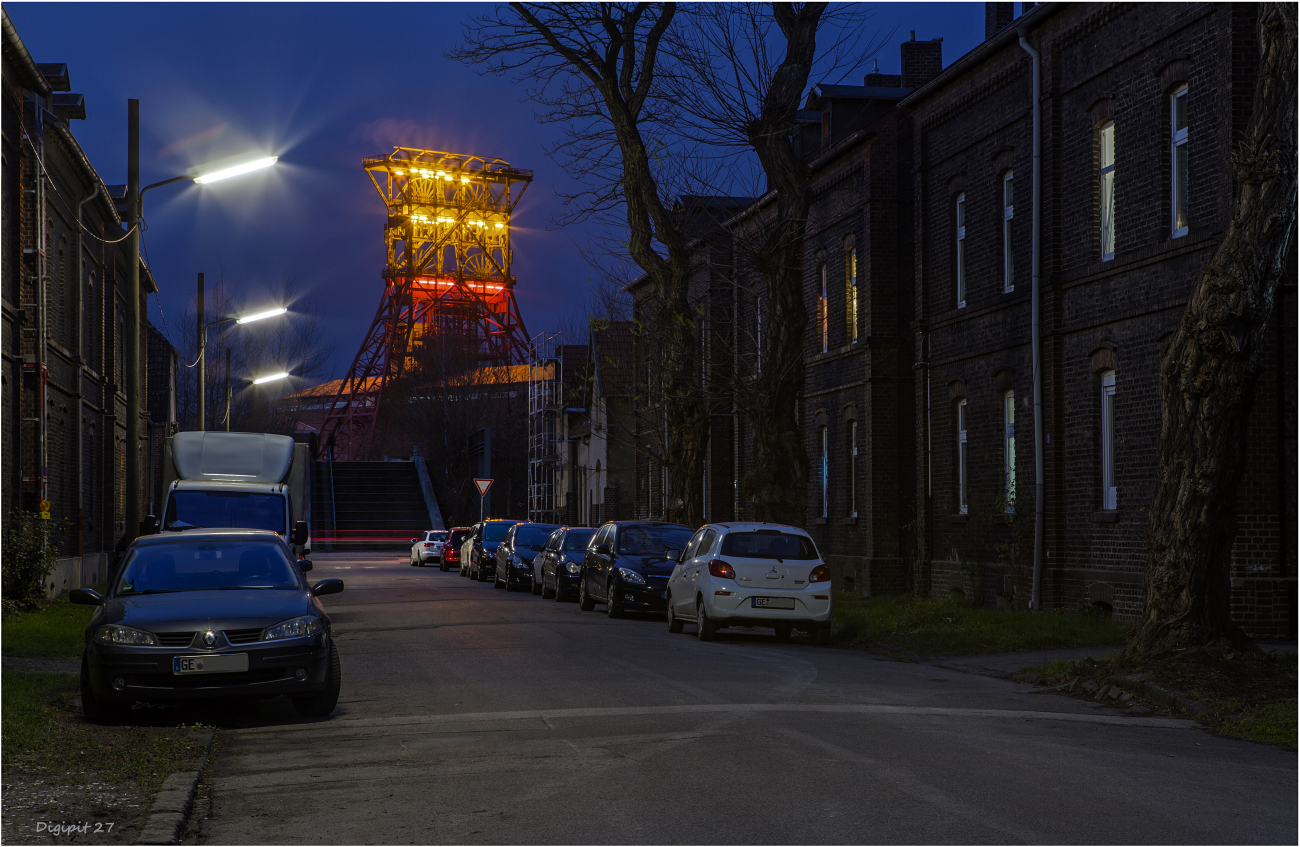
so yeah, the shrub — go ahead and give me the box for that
[2,511,65,612]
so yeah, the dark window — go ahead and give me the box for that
[720,531,820,560]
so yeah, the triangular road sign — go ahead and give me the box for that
[474,478,493,497]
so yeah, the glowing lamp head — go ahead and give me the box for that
[253,372,290,385]
[193,156,278,185]
[236,306,288,325]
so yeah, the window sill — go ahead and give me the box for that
[1091,510,1120,523]
[948,514,969,525]
[815,517,829,525]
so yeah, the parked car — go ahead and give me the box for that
[494,522,560,591]
[665,522,832,643]
[441,527,471,572]
[538,527,596,600]
[578,521,693,617]
[410,530,448,567]
[467,519,520,582]
[73,528,344,722]
[459,524,480,577]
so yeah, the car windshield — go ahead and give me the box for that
[565,530,596,551]
[429,531,447,541]
[720,531,819,560]
[448,531,469,545]
[484,522,517,543]
[165,491,286,533]
[617,526,693,556]
[515,525,558,548]
[115,539,302,594]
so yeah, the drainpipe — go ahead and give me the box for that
[1018,28,1045,611]
[76,182,99,557]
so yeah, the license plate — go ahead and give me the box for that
[752,597,796,610]
[173,654,249,675]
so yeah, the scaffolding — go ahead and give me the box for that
[321,148,535,459]
[527,357,560,523]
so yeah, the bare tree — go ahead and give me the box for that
[452,3,711,525]
[1124,3,1296,658]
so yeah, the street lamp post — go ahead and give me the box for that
[223,366,289,432]
[122,99,277,543]
[196,303,287,430]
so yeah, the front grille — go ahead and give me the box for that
[134,668,286,688]
[155,632,196,647]
[224,628,263,645]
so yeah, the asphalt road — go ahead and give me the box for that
[190,552,1296,845]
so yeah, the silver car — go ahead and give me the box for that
[410,530,447,567]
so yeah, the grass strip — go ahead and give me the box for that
[832,594,1130,658]
[2,589,100,660]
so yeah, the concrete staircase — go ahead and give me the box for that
[313,461,435,551]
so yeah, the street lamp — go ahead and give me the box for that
[196,281,287,431]
[125,97,277,543]
[222,354,290,432]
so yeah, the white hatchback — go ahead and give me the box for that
[665,523,832,643]
[410,530,447,566]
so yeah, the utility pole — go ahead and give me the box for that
[197,272,205,430]
[125,99,141,544]
[224,346,232,432]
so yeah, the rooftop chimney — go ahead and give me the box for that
[863,57,903,88]
[900,36,943,90]
[985,2,1015,40]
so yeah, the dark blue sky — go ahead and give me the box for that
[8,2,984,380]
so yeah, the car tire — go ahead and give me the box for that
[80,657,127,724]
[410,558,418,566]
[292,643,341,718]
[495,570,506,589]
[606,580,623,618]
[774,623,793,642]
[439,561,449,572]
[812,624,831,646]
[667,597,684,633]
[696,599,718,642]
[532,575,543,596]
[578,576,595,611]
[541,574,556,599]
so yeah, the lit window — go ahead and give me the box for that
[1099,121,1115,261]
[956,193,967,308]
[848,420,858,518]
[846,245,858,343]
[957,400,968,515]
[820,426,829,518]
[1002,172,1014,292]
[1171,85,1188,238]
[818,265,828,353]
[1101,371,1117,510]
[1003,391,1016,509]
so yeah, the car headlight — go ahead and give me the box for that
[262,616,323,641]
[617,568,646,585]
[95,625,157,646]
[510,553,524,565]
[566,562,581,574]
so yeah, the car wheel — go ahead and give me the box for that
[80,657,127,724]
[542,574,556,600]
[774,623,793,642]
[439,560,449,572]
[606,580,623,618]
[667,596,684,633]
[495,569,506,589]
[696,599,718,642]
[812,624,831,646]
[532,574,543,596]
[578,576,595,611]
[410,558,417,566]
[292,643,341,718]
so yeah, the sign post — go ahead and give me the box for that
[473,478,493,523]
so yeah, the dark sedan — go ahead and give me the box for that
[74,529,343,722]
[538,527,596,601]
[579,522,693,617]
[494,522,560,591]
[468,519,520,582]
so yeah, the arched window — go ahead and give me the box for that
[1099,121,1116,260]
[957,399,968,515]
[1170,85,1188,238]
[847,420,858,517]
[1003,391,1016,508]
[955,193,967,308]
[845,243,858,343]
[1101,371,1117,509]
[817,264,828,353]
[1002,172,1015,292]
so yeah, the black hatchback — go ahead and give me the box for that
[74,529,344,722]
[494,522,560,591]
[579,521,693,617]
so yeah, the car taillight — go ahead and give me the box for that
[708,559,735,579]
[424,542,435,547]
[447,550,459,560]
[809,564,831,583]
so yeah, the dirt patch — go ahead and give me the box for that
[0,772,149,844]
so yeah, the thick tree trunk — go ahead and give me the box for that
[738,3,824,526]
[1124,3,1296,657]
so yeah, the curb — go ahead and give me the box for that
[136,731,214,845]
[1108,673,1210,717]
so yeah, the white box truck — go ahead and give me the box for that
[150,431,311,554]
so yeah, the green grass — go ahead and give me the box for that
[1217,700,1298,748]
[1,671,209,790]
[832,594,1130,658]
[2,588,101,659]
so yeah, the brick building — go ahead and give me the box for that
[625,3,1295,637]
[2,12,173,593]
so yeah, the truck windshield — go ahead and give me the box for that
[165,491,287,534]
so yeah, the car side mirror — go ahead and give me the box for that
[302,548,311,557]
[664,548,681,562]
[596,544,612,555]
[312,578,343,597]
[70,588,104,606]
[139,515,158,535]
[291,521,309,545]
[297,559,313,572]
[411,538,419,544]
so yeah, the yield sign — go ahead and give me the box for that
[474,478,494,497]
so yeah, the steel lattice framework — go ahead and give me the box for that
[320,148,535,459]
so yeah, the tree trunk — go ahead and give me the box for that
[1124,3,1296,657]
[738,3,824,526]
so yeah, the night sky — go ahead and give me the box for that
[7,2,984,381]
